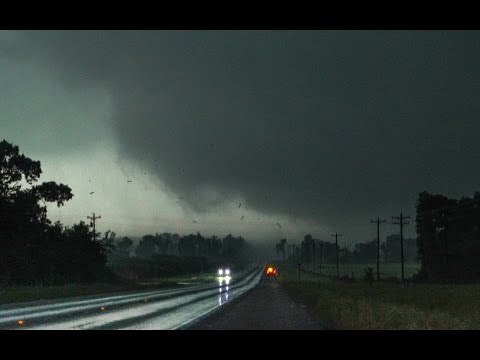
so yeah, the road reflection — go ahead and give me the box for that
[218,276,231,306]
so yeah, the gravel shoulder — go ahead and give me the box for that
[188,276,322,330]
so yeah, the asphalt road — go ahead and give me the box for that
[0,263,263,330]
[188,275,322,330]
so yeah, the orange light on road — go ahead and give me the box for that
[18,320,25,325]
[266,266,279,276]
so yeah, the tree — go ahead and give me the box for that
[353,239,377,263]
[416,191,480,282]
[339,244,354,264]
[275,238,287,260]
[301,234,315,264]
[207,235,222,257]
[222,234,246,259]
[275,243,283,258]
[101,230,116,255]
[135,234,157,258]
[0,140,42,199]
[115,237,133,258]
[363,267,374,285]
[154,233,171,255]
[0,139,73,284]
[382,234,418,263]
[60,221,111,282]
[316,240,336,264]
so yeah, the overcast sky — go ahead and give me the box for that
[1,30,480,245]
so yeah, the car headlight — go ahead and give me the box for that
[218,269,224,276]
[225,268,230,276]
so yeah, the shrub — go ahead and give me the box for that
[363,267,374,285]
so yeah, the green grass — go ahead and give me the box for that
[307,262,421,280]
[0,283,143,305]
[0,271,219,306]
[275,261,480,329]
[137,272,218,286]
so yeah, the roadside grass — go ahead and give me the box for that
[275,261,480,329]
[0,283,144,306]
[137,272,218,286]
[0,271,218,306]
[305,262,421,280]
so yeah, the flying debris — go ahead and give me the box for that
[89,192,94,195]
[127,180,132,183]
[193,220,198,224]
[276,222,282,229]
[241,215,244,220]
[238,203,242,208]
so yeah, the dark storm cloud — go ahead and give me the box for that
[7,30,480,233]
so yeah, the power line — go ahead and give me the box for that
[370,217,386,281]
[392,212,410,282]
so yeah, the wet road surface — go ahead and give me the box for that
[188,276,322,330]
[0,263,263,330]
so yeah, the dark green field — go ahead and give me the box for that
[313,262,420,280]
[0,272,216,306]
[276,261,480,329]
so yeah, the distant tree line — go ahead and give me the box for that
[108,231,253,280]
[110,231,251,261]
[275,234,418,266]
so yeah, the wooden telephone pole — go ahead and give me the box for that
[87,213,102,242]
[392,213,410,282]
[312,239,316,272]
[319,241,323,272]
[371,217,386,281]
[331,233,342,278]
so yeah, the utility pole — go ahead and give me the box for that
[312,239,316,272]
[371,217,386,281]
[319,241,323,272]
[331,233,342,278]
[392,213,410,282]
[87,213,101,242]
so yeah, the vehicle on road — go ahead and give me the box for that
[265,265,278,277]
[217,266,233,288]
[217,267,232,277]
